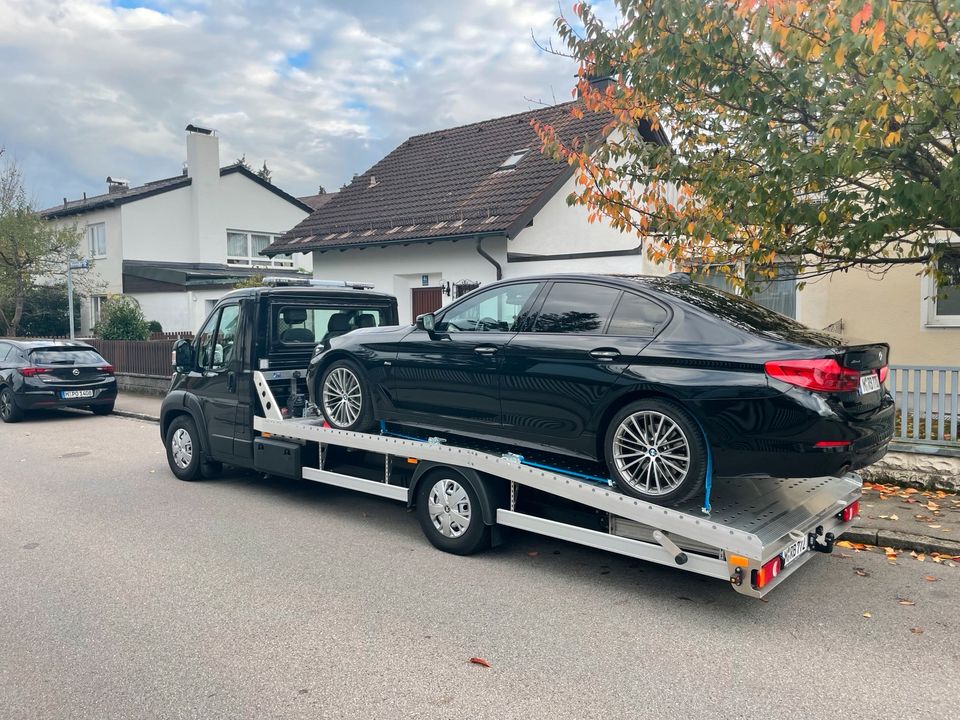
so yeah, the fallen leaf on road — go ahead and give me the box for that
[927,524,941,529]
[862,612,872,618]
[923,575,939,582]
[910,627,924,634]
[926,501,940,511]
[889,514,899,521]
[836,540,867,550]
[898,599,916,606]
[884,547,898,560]
[469,657,491,668]
[854,568,870,577]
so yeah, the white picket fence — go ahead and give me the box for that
[889,365,960,445]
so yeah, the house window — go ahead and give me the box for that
[87,223,106,258]
[90,295,107,328]
[925,248,960,327]
[226,230,294,268]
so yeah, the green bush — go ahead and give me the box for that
[1,284,80,337]
[147,320,163,333]
[96,295,150,340]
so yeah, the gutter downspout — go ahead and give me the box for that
[476,236,502,281]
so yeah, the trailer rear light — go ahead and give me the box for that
[764,359,860,393]
[838,500,859,523]
[814,440,851,448]
[19,367,49,377]
[752,555,784,590]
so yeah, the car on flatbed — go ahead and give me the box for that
[0,339,117,422]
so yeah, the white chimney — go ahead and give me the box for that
[184,124,221,263]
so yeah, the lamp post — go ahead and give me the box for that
[66,258,89,339]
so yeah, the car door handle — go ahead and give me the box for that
[227,371,237,393]
[474,345,499,356]
[589,348,621,360]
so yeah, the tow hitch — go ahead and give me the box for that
[808,525,835,554]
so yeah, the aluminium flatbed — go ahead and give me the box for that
[251,371,861,598]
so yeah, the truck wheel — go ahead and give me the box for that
[415,469,490,555]
[0,387,24,423]
[604,399,707,506]
[165,415,204,481]
[319,360,375,432]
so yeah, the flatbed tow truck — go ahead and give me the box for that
[162,279,862,599]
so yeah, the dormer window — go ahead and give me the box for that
[497,148,529,171]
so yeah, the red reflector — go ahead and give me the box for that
[19,367,49,377]
[752,555,784,590]
[814,440,852,448]
[839,500,860,523]
[98,364,115,374]
[765,358,860,393]
[878,366,889,383]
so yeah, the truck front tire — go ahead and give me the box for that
[165,415,204,481]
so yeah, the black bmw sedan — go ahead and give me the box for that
[306,274,894,505]
[0,340,117,422]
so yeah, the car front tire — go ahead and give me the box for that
[318,359,375,432]
[604,399,707,506]
[165,415,203,481]
[0,387,24,423]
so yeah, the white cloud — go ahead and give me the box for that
[0,0,589,208]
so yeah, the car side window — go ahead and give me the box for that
[196,309,222,370]
[436,283,538,333]
[607,292,668,337]
[0,343,10,364]
[532,282,622,335]
[213,305,240,370]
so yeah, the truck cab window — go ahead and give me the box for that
[197,305,240,370]
[272,305,390,346]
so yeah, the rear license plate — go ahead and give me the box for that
[61,390,95,399]
[781,536,809,567]
[859,373,881,395]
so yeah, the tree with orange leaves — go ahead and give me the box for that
[535,0,960,289]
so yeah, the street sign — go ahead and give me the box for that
[69,259,89,270]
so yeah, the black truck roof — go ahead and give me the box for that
[218,286,396,303]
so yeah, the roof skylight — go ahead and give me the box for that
[498,148,529,170]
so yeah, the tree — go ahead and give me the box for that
[256,161,273,183]
[236,153,251,170]
[0,152,89,336]
[95,295,150,340]
[536,0,960,287]
[316,185,327,195]
[0,284,80,337]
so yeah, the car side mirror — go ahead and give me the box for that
[416,312,436,332]
[172,339,194,372]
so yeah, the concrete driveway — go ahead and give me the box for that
[1,412,958,719]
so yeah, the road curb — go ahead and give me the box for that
[842,525,960,556]
[114,409,160,424]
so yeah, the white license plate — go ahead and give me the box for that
[781,536,809,567]
[61,390,94,399]
[859,373,881,395]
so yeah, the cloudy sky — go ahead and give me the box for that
[0,0,616,209]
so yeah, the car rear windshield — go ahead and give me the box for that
[29,348,107,365]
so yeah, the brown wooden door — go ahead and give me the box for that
[411,287,443,321]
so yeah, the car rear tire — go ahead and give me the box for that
[604,399,707,506]
[0,387,24,423]
[91,402,115,416]
[415,469,490,555]
[165,415,203,481]
[318,359,375,432]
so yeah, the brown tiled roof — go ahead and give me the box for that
[265,101,658,256]
[298,191,337,210]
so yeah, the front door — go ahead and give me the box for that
[411,286,443,322]
[190,303,242,461]
[393,281,541,429]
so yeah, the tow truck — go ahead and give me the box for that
[161,278,862,598]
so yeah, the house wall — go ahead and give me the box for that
[796,265,960,366]
[136,288,230,333]
[120,186,196,261]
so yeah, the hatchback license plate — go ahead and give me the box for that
[61,390,94,399]
[781,536,809,567]
[859,373,881,395]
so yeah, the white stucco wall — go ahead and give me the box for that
[120,186,195,262]
[135,288,231,333]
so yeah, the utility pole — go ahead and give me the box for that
[67,258,89,339]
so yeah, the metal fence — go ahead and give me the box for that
[889,365,960,445]
[83,339,175,377]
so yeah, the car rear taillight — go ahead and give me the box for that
[98,364,115,374]
[19,367,49,377]
[814,440,851,448]
[878,366,889,383]
[752,555,784,590]
[838,500,859,523]
[764,358,860,393]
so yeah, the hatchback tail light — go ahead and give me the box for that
[838,500,859,523]
[752,555,784,590]
[764,358,860,393]
[19,367,49,377]
[98,364,115,374]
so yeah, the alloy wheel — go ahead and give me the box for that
[612,410,691,496]
[0,391,10,419]
[171,427,193,469]
[322,367,363,428]
[426,478,472,538]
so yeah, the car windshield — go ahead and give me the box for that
[29,348,106,365]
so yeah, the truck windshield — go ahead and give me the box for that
[273,305,391,345]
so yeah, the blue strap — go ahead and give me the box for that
[379,421,431,443]
[686,415,713,515]
[517,457,614,487]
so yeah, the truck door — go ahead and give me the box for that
[193,303,242,462]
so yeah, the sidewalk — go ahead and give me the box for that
[110,390,960,557]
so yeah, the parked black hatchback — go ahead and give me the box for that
[0,340,117,422]
[307,274,895,505]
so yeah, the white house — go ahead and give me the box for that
[263,102,677,322]
[42,125,312,333]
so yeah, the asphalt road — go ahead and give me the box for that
[1,412,958,720]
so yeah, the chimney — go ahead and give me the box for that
[106,176,129,194]
[184,123,221,263]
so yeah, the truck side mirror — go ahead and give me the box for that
[415,312,436,332]
[172,338,194,372]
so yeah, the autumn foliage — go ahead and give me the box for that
[535,1,960,287]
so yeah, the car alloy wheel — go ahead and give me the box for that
[426,477,472,539]
[612,410,691,496]
[171,427,193,469]
[322,366,363,428]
